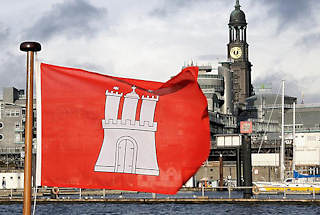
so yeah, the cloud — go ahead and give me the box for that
[149,0,226,18]
[196,54,225,61]
[0,0,319,105]
[149,0,198,17]
[23,0,107,41]
[0,23,11,52]
[0,24,10,45]
[0,53,25,90]
[259,0,318,31]
[296,33,320,50]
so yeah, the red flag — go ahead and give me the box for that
[36,63,210,194]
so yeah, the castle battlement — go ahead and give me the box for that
[105,90,123,97]
[102,119,157,132]
[142,95,159,101]
[104,86,158,131]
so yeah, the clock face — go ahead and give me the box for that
[230,47,242,59]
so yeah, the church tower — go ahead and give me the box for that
[227,0,253,104]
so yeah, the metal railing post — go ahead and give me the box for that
[201,183,205,197]
[152,193,157,199]
[313,187,315,199]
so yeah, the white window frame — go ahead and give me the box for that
[15,133,20,142]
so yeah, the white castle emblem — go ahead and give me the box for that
[94,86,160,176]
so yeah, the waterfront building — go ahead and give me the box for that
[197,66,237,137]
[294,132,320,172]
[0,87,36,169]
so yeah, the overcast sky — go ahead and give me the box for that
[0,0,319,103]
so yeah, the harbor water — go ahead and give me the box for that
[1,190,320,214]
[1,202,320,215]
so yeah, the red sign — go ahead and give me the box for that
[240,121,252,134]
[36,63,210,194]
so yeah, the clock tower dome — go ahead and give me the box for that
[227,0,253,104]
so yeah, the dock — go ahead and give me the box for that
[0,187,320,204]
[1,197,320,204]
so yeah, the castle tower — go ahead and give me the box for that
[105,90,122,121]
[122,86,139,123]
[227,0,253,104]
[140,95,159,126]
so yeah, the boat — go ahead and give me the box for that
[253,171,320,194]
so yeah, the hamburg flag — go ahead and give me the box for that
[36,63,210,194]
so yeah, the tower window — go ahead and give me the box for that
[0,134,3,141]
[0,122,3,129]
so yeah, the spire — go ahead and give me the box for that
[235,0,240,9]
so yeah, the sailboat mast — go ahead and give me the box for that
[280,80,285,181]
[292,102,296,171]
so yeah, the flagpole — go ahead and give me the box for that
[20,41,41,215]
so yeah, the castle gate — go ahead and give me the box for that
[115,136,137,173]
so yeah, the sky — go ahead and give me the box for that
[0,0,319,103]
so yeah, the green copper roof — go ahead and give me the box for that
[229,0,247,26]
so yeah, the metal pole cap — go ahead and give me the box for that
[20,42,41,52]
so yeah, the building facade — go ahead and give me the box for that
[0,87,36,169]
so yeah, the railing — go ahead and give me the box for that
[246,104,293,110]
[0,147,23,154]
[0,186,319,200]
[246,103,320,110]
